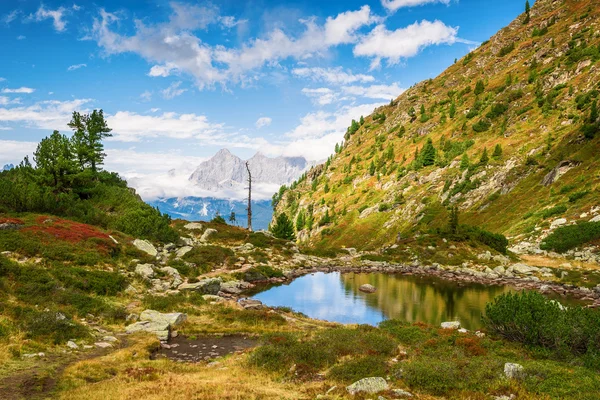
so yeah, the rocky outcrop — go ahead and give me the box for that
[178,278,222,295]
[541,160,579,186]
[133,239,158,257]
[125,310,187,341]
[346,377,389,395]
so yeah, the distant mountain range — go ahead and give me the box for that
[188,149,310,191]
[2,164,14,172]
[150,149,311,229]
[149,197,273,230]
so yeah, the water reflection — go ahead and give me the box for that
[251,272,513,329]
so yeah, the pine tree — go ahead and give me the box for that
[229,211,236,225]
[525,0,530,13]
[295,210,306,231]
[460,153,470,170]
[480,147,489,165]
[448,205,459,235]
[523,1,531,24]
[34,130,77,188]
[474,80,485,96]
[359,116,365,125]
[421,138,436,167]
[369,161,376,176]
[449,101,456,119]
[270,213,296,240]
[68,110,113,173]
[492,144,503,159]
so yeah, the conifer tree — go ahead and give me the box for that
[34,130,77,188]
[369,161,376,176]
[480,147,489,165]
[492,144,503,159]
[449,101,456,119]
[68,110,112,173]
[474,80,485,96]
[448,205,459,235]
[270,213,296,240]
[359,116,365,125]
[421,138,436,167]
[460,153,470,170]
[295,210,306,231]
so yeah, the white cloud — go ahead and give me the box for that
[150,107,160,113]
[0,99,92,130]
[292,67,374,85]
[255,117,272,129]
[382,0,451,12]
[341,83,405,100]
[2,10,20,25]
[0,96,21,105]
[0,140,36,166]
[0,78,5,82]
[2,87,35,94]
[33,5,69,32]
[161,81,187,99]
[139,90,152,102]
[301,87,339,105]
[106,110,226,142]
[67,63,87,71]
[17,35,26,40]
[354,20,459,68]
[92,5,378,89]
[219,16,247,29]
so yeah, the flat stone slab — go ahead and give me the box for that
[133,239,158,257]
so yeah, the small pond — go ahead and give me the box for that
[252,272,527,330]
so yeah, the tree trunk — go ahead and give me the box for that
[246,161,252,232]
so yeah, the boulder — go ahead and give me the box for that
[239,299,264,310]
[184,222,204,230]
[550,218,567,229]
[359,284,377,293]
[590,215,600,223]
[175,246,193,259]
[504,363,525,379]
[125,321,170,341]
[510,263,539,275]
[133,239,158,257]
[94,342,113,349]
[140,310,187,327]
[346,377,389,395]
[220,281,244,295]
[160,267,183,288]
[441,321,461,330]
[201,228,218,242]
[135,263,155,280]
[178,278,222,295]
[341,248,357,256]
[66,341,79,349]
[202,294,226,303]
[391,389,413,398]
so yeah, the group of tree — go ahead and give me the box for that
[0,109,177,243]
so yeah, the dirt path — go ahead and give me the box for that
[0,342,129,400]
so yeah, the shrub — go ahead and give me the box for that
[569,190,590,203]
[484,291,600,359]
[270,213,296,241]
[472,119,492,132]
[498,42,515,57]
[182,245,234,272]
[378,203,390,212]
[541,221,600,252]
[403,357,459,395]
[459,225,508,254]
[17,308,88,344]
[540,205,567,219]
[486,103,508,119]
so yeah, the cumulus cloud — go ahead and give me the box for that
[0,96,21,105]
[381,0,451,12]
[32,5,69,32]
[0,140,36,166]
[67,63,87,71]
[354,20,459,68]
[139,91,152,102]
[161,81,187,99]
[341,83,405,100]
[2,87,35,94]
[292,67,374,85]
[0,99,91,130]
[255,117,272,129]
[92,5,378,89]
[301,87,340,105]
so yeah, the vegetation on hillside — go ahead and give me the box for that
[0,110,177,243]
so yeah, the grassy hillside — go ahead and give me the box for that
[275,0,600,252]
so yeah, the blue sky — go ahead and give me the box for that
[0,0,529,199]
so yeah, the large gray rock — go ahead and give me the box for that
[175,246,193,259]
[510,264,539,275]
[160,266,183,288]
[441,321,461,330]
[550,218,567,229]
[220,280,244,295]
[346,377,389,395]
[133,239,158,257]
[504,363,525,379]
[201,228,218,242]
[239,299,264,310]
[178,278,222,295]
[391,389,413,398]
[359,284,377,293]
[135,263,155,280]
[140,310,187,326]
[184,222,204,231]
[125,320,170,341]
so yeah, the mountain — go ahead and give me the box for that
[1,164,14,171]
[189,149,310,191]
[148,197,273,230]
[275,0,600,252]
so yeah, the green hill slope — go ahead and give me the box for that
[275,0,600,253]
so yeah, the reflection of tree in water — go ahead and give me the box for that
[339,273,512,330]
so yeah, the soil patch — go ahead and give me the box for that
[151,335,257,363]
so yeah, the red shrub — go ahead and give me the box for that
[0,217,24,225]
[24,217,115,252]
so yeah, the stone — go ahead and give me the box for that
[125,321,170,341]
[441,321,461,330]
[95,342,113,349]
[23,352,45,358]
[359,284,377,293]
[235,243,255,252]
[475,331,486,338]
[458,328,468,333]
[220,281,243,295]
[341,248,357,256]
[239,299,264,310]
[135,263,155,279]
[201,228,218,242]
[140,310,187,327]
[202,294,226,303]
[66,341,79,349]
[346,377,389,395]
[510,263,539,275]
[184,222,204,230]
[178,278,222,295]
[504,363,525,379]
[550,218,567,229]
[175,246,193,259]
[126,313,139,322]
[391,389,413,398]
[102,336,118,343]
[133,239,158,257]
[590,215,600,223]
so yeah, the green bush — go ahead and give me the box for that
[568,190,590,203]
[540,221,600,253]
[403,357,460,395]
[484,291,600,362]
[328,356,389,382]
[540,205,567,219]
[472,119,492,132]
[17,308,88,344]
[498,42,515,57]
[182,245,234,272]
[378,203,390,212]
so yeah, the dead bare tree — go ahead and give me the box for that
[245,161,253,231]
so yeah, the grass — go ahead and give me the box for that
[182,245,235,273]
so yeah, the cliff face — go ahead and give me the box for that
[276,0,600,251]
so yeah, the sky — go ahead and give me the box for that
[0,0,530,200]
